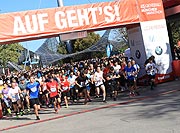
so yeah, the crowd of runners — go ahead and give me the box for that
[0,54,158,120]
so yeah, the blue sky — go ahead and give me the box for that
[1,0,111,52]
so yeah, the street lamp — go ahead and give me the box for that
[57,0,63,7]
[57,0,64,44]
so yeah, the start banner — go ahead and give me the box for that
[0,0,165,44]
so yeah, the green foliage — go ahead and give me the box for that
[57,32,100,54]
[119,44,129,53]
[118,27,128,41]
[0,43,23,67]
[170,21,180,46]
[74,32,100,52]
[57,42,68,54]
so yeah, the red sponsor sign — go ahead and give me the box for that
[137,0,165,22]
[0,0,165,44]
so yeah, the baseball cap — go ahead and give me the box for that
[20,76,25,81]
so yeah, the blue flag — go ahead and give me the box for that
[106,44,113,58]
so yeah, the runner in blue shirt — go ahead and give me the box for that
[26,75,41,120]
[124,61,137,97]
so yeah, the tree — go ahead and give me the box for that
[0,43,23,72]
[118,27,128,45]
[74,32,100,52]
[57,32,100,54]
[57,42,68,54]
[170,21,180,46]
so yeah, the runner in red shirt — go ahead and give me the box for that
[46,76,60,113]
[40,76,49,107]
[60,75,70,108]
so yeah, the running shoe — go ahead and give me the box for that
[95,95,100,98]
[27,108,30,112]
[16,113,19,118]
[129,92,135,97]
[84,102,88,105]
[88,99,92,102]
[135,91,140,96]
[20,111,24,116]
[150,86,154,90]
[74,99,77,102]
[55,108,58,114]
[7,108,12,115]
[103,100,107,103]
[36,116,40,120]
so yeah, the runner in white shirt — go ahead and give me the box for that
[145,58,158,90]
[131,60,140,95]
[68,72,77,102]
[113,61,121,75]
[94,66,106,102]
[8,82,22,117]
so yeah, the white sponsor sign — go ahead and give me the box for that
[140,19,173,74]
[127,26,147,77]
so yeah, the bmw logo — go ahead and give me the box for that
[135,50,141,59]
[155,46,163,55]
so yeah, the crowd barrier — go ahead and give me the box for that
[172,60,180,77]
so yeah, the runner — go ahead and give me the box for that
[40,76,49,107]
[84,68,92,102]
[46,75,60,113]
[60,75,70,108]
[88,64,96,97]
[106,67,120,101]
[18,77,30,113]
[145,58,158,90]
[131,60,140,95]
[124,61,137,97]
[1,82,11,116]
[94,66,106,102]
[0,80,5,116]
[68,71,77,102]
[8,82,22,118]
[26,75,41,120]
[75,70,88,105]
[113,61,121,75]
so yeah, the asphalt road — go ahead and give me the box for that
[1,80,180,133]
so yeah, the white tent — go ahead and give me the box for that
[124,48,131,59]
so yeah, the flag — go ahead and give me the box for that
[106,44,113,58]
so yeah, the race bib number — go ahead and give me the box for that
[43,86,47,91]
[150,70,156,75]
[127,72,132,76]
[62,87,68,91]
[12,95,16,101]
[12,94,19,101]
[80,82,85,86]
[70,85,74,88]
[31,86,37,92]
[50,87,56,92]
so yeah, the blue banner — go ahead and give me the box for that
[106,44,113,58]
